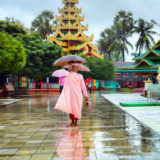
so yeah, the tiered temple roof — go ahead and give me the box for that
[116,40,160,74]
[47,0,104,59]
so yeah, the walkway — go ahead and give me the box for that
[102,94,160,135]
[0,98,22,106]
[0,92,160,160]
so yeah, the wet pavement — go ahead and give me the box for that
[103,94,160,136]
[0,98,23,106]
[0,92,160,159]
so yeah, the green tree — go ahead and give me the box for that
[134,18,156,55]
[4,17,22,25]
[0,18,27,37]
[98,28,115,60]
[131,52,139,59]
[98,27,124,62]
[31,10,56,40]
[113,10,134,61]
[0,32,26,73]
[81,56,114,80]
[0,32,26,92]
[114,10,134,33]
[111,23,133,61]
[17,34,62,80]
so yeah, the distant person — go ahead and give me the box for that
[116,82,121,91]
[59,68,69,93]
[88,79,93,94]
[37,81,41,89]
[59,76,65,93]
[152,73,158,84]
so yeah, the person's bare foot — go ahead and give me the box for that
[73,120,78,126]
[73,123,78,127]
[67,120,74,127]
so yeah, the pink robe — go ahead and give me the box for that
[55,72,88,120]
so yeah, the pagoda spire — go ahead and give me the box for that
[47,0,104,59]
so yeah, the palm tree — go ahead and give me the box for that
[111,22,133,62]
[31,10,56,40]
[131,52,139,59]
[98,28,115,60]
[134,18,156,55]
[114,10,134,34]
[114,10,134,61]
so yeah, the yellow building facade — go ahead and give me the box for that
[47,0,104,59]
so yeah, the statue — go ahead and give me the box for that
[156,67,160,85]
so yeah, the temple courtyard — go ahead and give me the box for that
[0,92,160,160]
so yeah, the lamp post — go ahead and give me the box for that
[151,19,160,28]
[151,19,160,85]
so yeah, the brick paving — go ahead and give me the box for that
[0,92,160,159]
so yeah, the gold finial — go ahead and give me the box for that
[62,0,79,4]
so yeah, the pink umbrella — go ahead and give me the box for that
[52,69,69,77]
[54,55,87,66]
[66,63,90,72]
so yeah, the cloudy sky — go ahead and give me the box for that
[0,0,160,61]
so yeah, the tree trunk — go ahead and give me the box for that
[122,48,125,62]
[139,47,141,56]
[116,51,120,61]
[122,38,125,62]
[0,73,9,97]
[108,52,111,61]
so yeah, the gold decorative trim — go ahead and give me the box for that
[47,0,104,59]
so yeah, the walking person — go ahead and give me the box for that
[88,79,93,94]
[59,76,65,93]
[55,64,88,126]
[52,68,69,93]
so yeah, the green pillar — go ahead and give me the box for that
[121,73,123,82]
[129,73,132,82]
[138,76,142,81]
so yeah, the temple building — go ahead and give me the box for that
[115,40,160,88]
[47,0,103,59]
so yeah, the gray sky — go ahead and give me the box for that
[0,0,160,61]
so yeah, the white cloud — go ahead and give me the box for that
[0,8,7,19]
[0,7,34,27]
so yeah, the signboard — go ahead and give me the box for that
[6,83,14,91]
[20,77,27,88]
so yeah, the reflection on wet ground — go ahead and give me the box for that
[0,92,160,159]
[0,98,23,106]
[103,94,160,136]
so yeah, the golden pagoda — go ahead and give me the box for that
[47,0,104,59]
